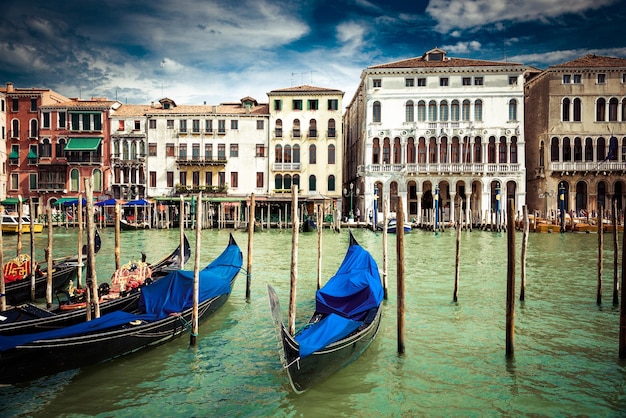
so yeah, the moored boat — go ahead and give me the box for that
[1,229,102,306]
[119,218,151,230]
[0,234,242,384]
[267,231,383,393]
[377,218,411,233]
[0,233,190,335]
[1,214,44,234]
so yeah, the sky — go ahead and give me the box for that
[0,0,624,107]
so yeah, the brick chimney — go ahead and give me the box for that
[6,82,14,92]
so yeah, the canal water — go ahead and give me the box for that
[1,227,625,417]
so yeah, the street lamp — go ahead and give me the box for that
[343,182,360,222]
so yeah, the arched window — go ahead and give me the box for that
[508,99,517,121]
[585,137,593,161]
[498,137,507,163]
[293,144,300,164]
[11,119,19,138]
[293,174,300,187]
[57,138,66,158]
[383,138,390,163]
[573,98,581,121]
[596,98,606,121]
[623,99,626,122]
[462,100,470,121]
[70,168,80,192]
[328,144,336,164]
[275,144,282,163]
[372,138,380,164]
[327,175,335,192]
[405,100,414,122]
[433,138,450,164]
[609,98,618,121]
[510,137,518,163]
[40,138,52,158]
[393,137,401,163]
[428,100,437,121]
[550,137,559,161]
[407,138,416,163]
[309,119,317,137]
[417,101,426,121]
[293,119,300,138]
[562,98,570,121]
[474,137,482,163]
[574,137,582,161]
[428,138,437,163]
[563,137,571,161]
[474,100,483,121]
[93,169,102,191]
[275,119,283,137]
[29,119,38,138]
[451,100,460,121]
[488,136,496,163]
[309,144,316,164]
[597,137,606,161]
[451,137,460,163]
[439,100,449,121]
[373,101,381,122]
[123,141,129,160]
[284,145,292,164]
[308,175,316,191]
[284,174,292,190]
[418,138,426,163]
[328,119,336,137]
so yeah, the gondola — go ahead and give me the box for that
[119,218,151,230]
[0,234,191,335]
[0,234,242,384]
[2,229,102,306]
[301,216,317,233]
[267,231,383,393]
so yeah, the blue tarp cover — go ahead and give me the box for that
[294,242,382,357]
[0,238,242,352]
[295,313,361,357]
[139,240,242,319]
[315,243,383,320]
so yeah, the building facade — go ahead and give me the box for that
[344,48,531,226]
[525,54,626,218]
[267,85,344,218]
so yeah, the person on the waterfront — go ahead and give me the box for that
[355,207,360,222]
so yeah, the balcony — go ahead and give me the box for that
[328,129,336,138]
[549,161,626,173]
[176,156,227,166]
[175,184,228,194]
[65,154,103,164]
[272,162,301,171]
[360,162,522,176]
[308,129,317,138]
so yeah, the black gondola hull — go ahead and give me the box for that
[3,265,79,306]
[282,306,381,393]
[0,289,232,384]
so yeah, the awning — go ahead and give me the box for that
[54,197,94,206]
[1,198,25,205]
[27,150,37,159]
[8,150,18,159]
[65,137,102,151]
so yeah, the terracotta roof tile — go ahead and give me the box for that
[268,84,343,94]
[551,54,626,68]
[369,56,522,69]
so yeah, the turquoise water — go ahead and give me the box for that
[1,227,625,417]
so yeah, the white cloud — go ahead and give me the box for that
[427,0,618,33]
[509,47,626,67]
[336,21,368,57]
[160,58,185,74]
[441,41,482,54]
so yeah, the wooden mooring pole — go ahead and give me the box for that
[397,198,405,355]
[85,177,100,319]
[613,200,619,305]
[288,185,299,336]
[619,212,626,359]
[190,192,202,346]
[598,207,604,305]
[506,199,516,359]
[77,195,84,287]
[46,204,53,308]
[382,198,389,299]
[317,204,323,290]
[520,205,529,301]
[246,193,255,300]
[29,199,36,302]
[0,218,4,312]
[453,215,461,303]
[114,202,121,271]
